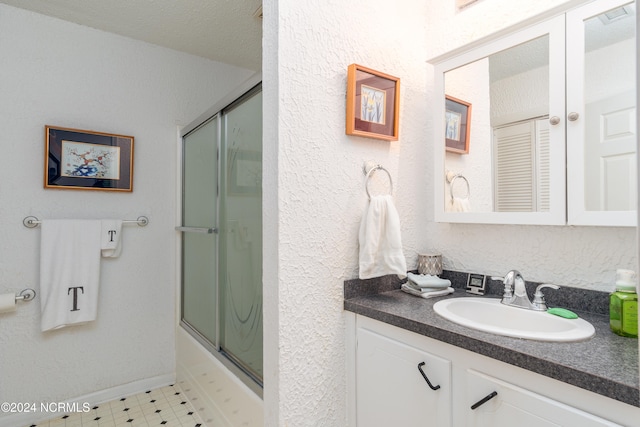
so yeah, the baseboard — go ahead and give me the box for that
[0,373,175,427]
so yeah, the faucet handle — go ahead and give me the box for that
[499,271,521,300]
[532,284,560,311]
[493,276,512,299]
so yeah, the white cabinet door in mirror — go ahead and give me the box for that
[432,16,567,225]
[566,0,637,226]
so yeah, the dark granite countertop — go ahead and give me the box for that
[344,272,640,407]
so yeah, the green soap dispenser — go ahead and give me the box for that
[610,269,638,338]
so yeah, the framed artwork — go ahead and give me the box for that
[445,95,472,154]
[45,125,134,191]
[346,64,400,141]
[227,148,261,196]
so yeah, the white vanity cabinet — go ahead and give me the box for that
[348,314,634,427]
[356,326,452,426]
[464,370,620,427]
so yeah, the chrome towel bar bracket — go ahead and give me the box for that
[15,288,36,302]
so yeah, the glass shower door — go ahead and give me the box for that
[180,84,263,387]
[181,117,219,346]
[219,89,263,380]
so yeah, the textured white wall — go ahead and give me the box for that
[427,0,583,58]
[265,0,636,425]
[0,3,253,415]
[263,0,429,425]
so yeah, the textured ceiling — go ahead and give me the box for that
[0,0,263,70]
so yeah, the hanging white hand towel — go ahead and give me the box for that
[101,220,123,258]
[359,194,407,279]
[446,196,471,212]
[39,220,102,332]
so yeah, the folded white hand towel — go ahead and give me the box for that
[404,281,450,293]
[101,220,123,258]
[359,195,407,280]
[401,284,454,299]
[40,220,102,331]
[407,272,451,289]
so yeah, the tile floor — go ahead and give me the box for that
[175,374,260,427]
[23,384,205,427]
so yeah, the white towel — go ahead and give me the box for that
[401,284,454,299]
[359,195,407,279]
[39,220,102,332]
[407,272,451,289]
[404,281,450,293]
[446,196,471,212]
[101,220,123,258]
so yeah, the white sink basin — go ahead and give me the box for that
[432,298,595,342]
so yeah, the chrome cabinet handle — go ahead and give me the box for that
[417,362,441,391]
[175,226,218,234]
[471,391,498,410]
[549,116,560,125]
[567,112,579,121]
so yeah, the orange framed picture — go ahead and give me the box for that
[346,64,400,141]
[445,95,472,154]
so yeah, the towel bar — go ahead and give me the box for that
[175,226,218,234]
[23,216,149,228]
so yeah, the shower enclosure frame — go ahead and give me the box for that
[176,74,263,398]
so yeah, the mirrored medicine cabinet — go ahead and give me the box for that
[430,0,636,226]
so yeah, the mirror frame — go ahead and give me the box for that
[431,16,567,225]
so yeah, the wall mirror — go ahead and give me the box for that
[431,0,636,226]
[567,0,636,225]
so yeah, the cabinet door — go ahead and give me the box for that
[566,0,636,226]
[465,370,621,427]
[356,327,452,427]
[433,15,567,225]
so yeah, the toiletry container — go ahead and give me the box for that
[417,253,443,276]
[610,269,638,338]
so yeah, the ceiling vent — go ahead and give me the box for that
[598,5,634,24]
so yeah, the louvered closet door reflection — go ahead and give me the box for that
[493,118,549,212]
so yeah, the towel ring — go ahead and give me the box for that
[364,163,393,200]
[447,173,470,201]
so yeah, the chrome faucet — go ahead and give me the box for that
[501,270,559,311]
